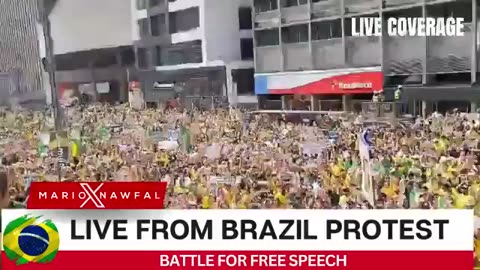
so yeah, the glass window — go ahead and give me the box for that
[281,24,308,43]
[236,69,255,95]
[255,29,279,46]
[312,19,342,40]
[168,50,184,65]
[150,15,166,36]
[238,7,252,30]
[136,0,147,10]
[254,0,278,13]
[138,19,149,38]
[137,48,148,69]
[149,0,160,7]
[169,7,200,33]
[240,39,254,60]
[155,46,162,66]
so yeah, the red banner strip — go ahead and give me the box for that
[2,251,473,270]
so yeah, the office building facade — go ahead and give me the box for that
[38,0,136,105]
[0,0,45,108]
[253,0,479,115]
[133,0,256,108]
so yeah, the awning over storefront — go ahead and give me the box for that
[390,85,480,102]
[255,67,382,95]
[137,66,227,102]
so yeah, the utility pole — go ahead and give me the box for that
[39,0,62,181]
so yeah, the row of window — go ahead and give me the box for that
[137,40,203,69]
[138,7,251,39]
[137,0,205,9]
[255,18,379,46]
[136,0,253,31]
[138,7,200,37]
[255,4,472,47]
[136,38,254,69]
[254,0,323,13]
[255,0,473,22]
[136,0,165,10]
[138,0,327,13]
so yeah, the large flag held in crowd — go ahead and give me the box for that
[48,131,70,166]
[359,129,374,205]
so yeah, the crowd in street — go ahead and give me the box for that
[0,102,480,211]
[1,102,480,262]
[0,103,479,210]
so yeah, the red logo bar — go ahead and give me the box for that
[27,182,167,209]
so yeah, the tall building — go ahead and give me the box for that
[253,0,479,115]
[37,0,136,105]
[0,0,45,108]
[133,0,256,108]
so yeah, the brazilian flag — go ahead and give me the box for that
[3,215,60,265]
[37,143,48,157]
[98,126,110,141]
[49,131,70,165]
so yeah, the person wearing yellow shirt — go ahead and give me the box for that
[275,187,288,207]
[338,194,349,208]
[452,186,475,209]
[71,141,79,158]
[201,194,212,209]
[331,163,343,177]
[158,151,169,167]
[434,137,449,154]
[344,174,352,187]
[238,191,251,209]
[381,181,397,199]
[189,168,199,182]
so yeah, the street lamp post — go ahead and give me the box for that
[39,0,62,181]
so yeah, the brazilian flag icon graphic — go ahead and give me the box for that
[3,215,60,265]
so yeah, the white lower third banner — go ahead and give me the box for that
[1,210,474,270]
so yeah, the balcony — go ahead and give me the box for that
[168,0,198,12]
[255,10,281,29]
[344,0,379,15]
[171,27,201,44]
[311,0,341,19]
[281,4,309,24]
[312,38,345,70]
[427,25,472,73]
[148,0,167,15]
[283,42,311,71]
[255,46,282,72]
[135,9,147,20]
[384,36,424,75]
[346,36,381,67]
[255,10,280,25]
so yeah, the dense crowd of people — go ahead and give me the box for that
[0,103,479,211]
[1,102,480,263]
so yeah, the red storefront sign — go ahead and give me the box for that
[268,71,383,95]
